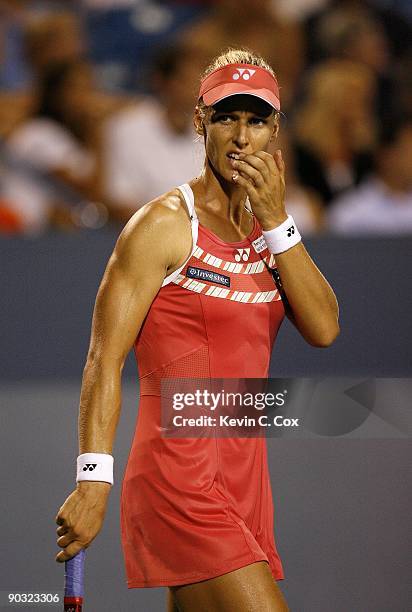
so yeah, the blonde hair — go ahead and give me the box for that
[196,47,279,123]
[201,46,276,81]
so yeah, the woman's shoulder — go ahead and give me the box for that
[118,188,192,257]
[139,187,192,224]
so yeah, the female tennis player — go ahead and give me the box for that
[55,48,339,611]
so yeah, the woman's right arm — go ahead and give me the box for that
[55,195,192,562]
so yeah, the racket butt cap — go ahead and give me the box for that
[64,596,83,611]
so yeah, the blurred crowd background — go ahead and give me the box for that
[0,0,411,237]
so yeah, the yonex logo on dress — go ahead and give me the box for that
[232,68,256,81]
[234,248,250,262]
[286,226,295,237]
[82,463,97,471]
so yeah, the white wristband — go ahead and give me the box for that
[262,215,301,254]
[76,453,114,485]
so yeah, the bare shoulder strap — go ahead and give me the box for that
[161,183,199,287]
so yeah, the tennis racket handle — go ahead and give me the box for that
[64,549,85,610]
[64,596,83,611]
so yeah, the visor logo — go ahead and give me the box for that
[232,68,256,81]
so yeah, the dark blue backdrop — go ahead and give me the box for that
[1,231,411,380]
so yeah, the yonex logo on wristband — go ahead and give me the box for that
[76,453,114,485]
[262,215,301,254]
[82,463,97,471]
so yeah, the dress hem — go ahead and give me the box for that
[126,552,284,588]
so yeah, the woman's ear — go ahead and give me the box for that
[193,107,205,136]
[270,115,280,141]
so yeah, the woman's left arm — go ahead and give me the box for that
[271,242,339,347]
[232,148,339,347]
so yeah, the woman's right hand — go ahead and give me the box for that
[55,481,111,562]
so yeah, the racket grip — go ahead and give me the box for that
[64,549,85,611]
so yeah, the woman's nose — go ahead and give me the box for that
[233,124,249,148]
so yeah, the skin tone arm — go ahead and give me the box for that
[55,194,192,562]
[231,149,340,347]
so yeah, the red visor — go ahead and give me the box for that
[199,63,280,111]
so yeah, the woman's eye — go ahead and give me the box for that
[213,115,266,125]
[250,118,266,126]
[219,115,233,123]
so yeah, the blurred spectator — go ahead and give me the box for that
[292,60,377,206]
[314,10,390,72]
[328,115,412,235]
[0,0,32,91]
[393,50,412,117]
[83,0,208,93]
[0,6,88,143]
[272,0,329,23]
[304,0,412,67]
[102,42,204,222]
[1,61,99,234]
[182,0,305,110]
[311,7,401,119]
[0,2,33,142]
[23,10,86,79]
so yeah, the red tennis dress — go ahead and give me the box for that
[121,183,286,587]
